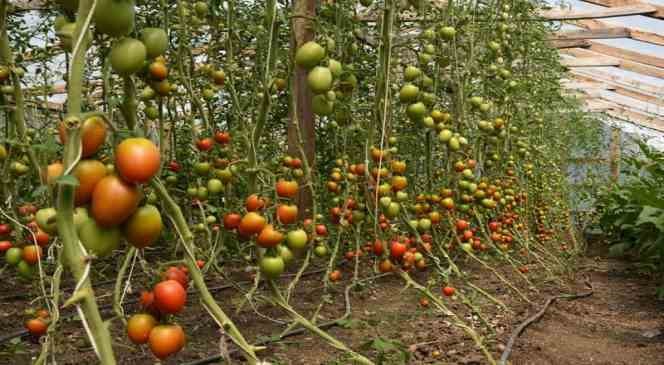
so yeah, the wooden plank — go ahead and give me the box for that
[589,99,664,131]
[589,41,664,69]
[561,56,621,67]
[610,127,620,181]
[582,0,664,19]
[562,81,617,90]
[551,27,630,40]
[569,72,664,107]
[561,47,664,79]
[540,4,657,20]
[574,19,664,46]
[551,39,591,49]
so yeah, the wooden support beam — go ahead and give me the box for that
[569,71,664,107]
[551,27,630,40]
[589,42,664,69]
[540,4,657,20]
[582,0,664,19]
[562,81,617,90]
[561,56,621,67]
[585,99,664,131]
[551,39,591,49]
[573,19,664,46]
[561,47,664,79]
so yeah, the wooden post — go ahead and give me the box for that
[288,0,316,217]
[609,127,621,181]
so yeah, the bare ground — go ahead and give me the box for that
[1,244,663,365]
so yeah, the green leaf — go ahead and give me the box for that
[635,206,664,231]
[609,243,628,257]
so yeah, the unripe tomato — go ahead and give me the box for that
[124,205,163,248]
[295,41,325,69]
[22,245,41,265]
[78,218,121,257]
[110,38,147,76]
[127,313,157,344]
[115,138,160,184]
[153,280,187,314]
[94,0,135,36]
[148,324,185,359]
[140,28,168,58]
[259,255,285,279]
[286,229,308,250]
[91,175,140,227]
[5,247,22,265]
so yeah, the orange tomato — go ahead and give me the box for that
[25,318,48,337]
[127,313,157,344]
[256,224,284,248]
[245,194,265,212]
[22,245,42,264]
[73,159,107,206]
[58,116,107,158]
[276,180,298,198]
[123,205,162,248]
[276,204,298,224]
[238,212,266,236]
[44,162,64,185]
[148,324,185,359]
[115,138,160,183]
[91,175,140,227]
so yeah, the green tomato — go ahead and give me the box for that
[286,229,308,251]
[5,247,22,266]
[17,260,35,279]
[207,179,224,194]
[35,208,58,234]
[260,256,285,279]
[78,219,122,257]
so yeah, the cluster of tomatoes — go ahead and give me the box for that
[24,308,50,339]
[0,204,52,279]
[295,41,356,117]
[126,266,189,359]
[223,178,331,280]
[45,115,164,257]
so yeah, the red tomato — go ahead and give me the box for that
[162,266,188,288]
[223,213,242,230]
[196,138,214,151]
[276,204,298,224]
[245,194,265,212]
[315,224,328,236]
[0,240,12,252]
[25,318,48,337]
[390,241,407,260]
[0,223,11,235]
[153,280,187,314]
[455,220,469,231]
[442,286,455,297]
[275,180,298,198]
[372,240,384,256]
[214,131,231,144]
[168,161,181,172]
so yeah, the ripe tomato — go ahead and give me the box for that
[124,205,163,248]
[315,224,328,236]
[223,213,241,230]
[30,229,50,247]
[256,225,284,248]
[148,61,168,80]
[442,286,455,297]
[196,259,205,269]
[378,259,393,273]
[372,240,384,256]
[115,138,160,183]
[91,175,140,227]
[162,266,188,288]
[22,245,42,265]
[0,223,11,235]
[153,280,187,314]
[196,138,214,151]
[390,241,407,260]
[73,159,107,206]
[0,240,12,252]
[140,290,156,312]
[148,324,185,359]
[58,116,107,158]
[276,204,298,224]
[245,194,265,212]
[329,269,342,282]
[25,318,48,337]
[127,313,157,344]
[488,221,500,232]
[238,212,266,237]
[214,131,231,144]
[276,180,298,198]
[44,162,64,185]
[168,160,181,172]
[455,220,469,231]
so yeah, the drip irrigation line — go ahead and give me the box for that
[499,276,594,365]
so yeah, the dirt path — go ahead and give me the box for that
[510,254,664,365]
[2,248,664,364]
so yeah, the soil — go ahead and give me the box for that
[1,243,663,365]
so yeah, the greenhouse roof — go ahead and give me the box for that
[543,0,664,132]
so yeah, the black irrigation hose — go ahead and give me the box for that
[499,277,594,365]
[0,268,327,344]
